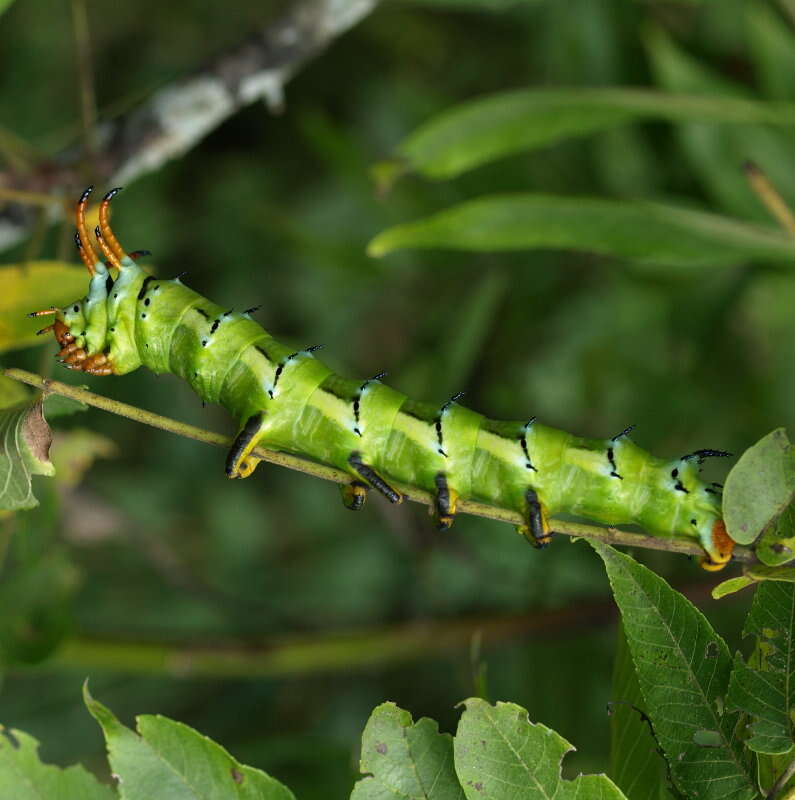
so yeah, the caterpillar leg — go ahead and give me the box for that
[226,413,266,479]
[348,452,402,504]
[699,520,735,571]
[340,481,368,511]
[433,472,459,530]
[517,488,552,549]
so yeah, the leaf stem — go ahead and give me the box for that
[769,756,795,800]
[3,367,755,565]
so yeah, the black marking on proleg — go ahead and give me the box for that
[201,339,208,347]
[682,449,732,464]
[434,472,455,530]
[524,488,549,548]
[210,318,220,334]
[144,297,151,306]
[195,308,210,319]
[607,447,623,480]
[675,481,689,494]
[349,452,401,503]
[520,417,538,472]
[611,424,636,441]
[243,305,261,315]
[137,275,155,300]
[305,344,324,354]
[690,518,697,526]
[341,480,368,511]
[705,487,721,495]
[225,413,264,477]
[712,482,723,488]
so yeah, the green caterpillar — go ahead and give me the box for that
[35,187,736,570]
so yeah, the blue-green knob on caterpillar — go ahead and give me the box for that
[33,187,736,571]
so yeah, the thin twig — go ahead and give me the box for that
[768,756,795,800]
[744,160,795,235]
[3,367,755,566]
[70,0,99,163]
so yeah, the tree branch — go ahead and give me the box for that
[0,0,379,252]
[3,367,755,566]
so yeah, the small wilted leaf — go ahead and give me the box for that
[727,582,795,754]
[724,429,795,545]
[351,702,464,800]
[0,399,55,511]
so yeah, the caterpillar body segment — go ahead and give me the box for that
[46,189,735,571]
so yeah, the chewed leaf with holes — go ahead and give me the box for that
[0,725,115,800]
[590,541,757,800]
[454,698,626,800]
[727,582,795,754]
[84,683,295,800]
[0,399,55,511]
[351,702,464,800]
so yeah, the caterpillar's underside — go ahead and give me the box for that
[34,188,736,570]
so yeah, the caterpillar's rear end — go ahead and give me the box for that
[33,188,735,571]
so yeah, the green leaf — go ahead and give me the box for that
[724,428,795,545]
[383,87,795,182]
[0,262,89,353]
[711,564,795,599]
[50,428,117,489]
[609,625,672,800]
[367,193,795,270]
[747,3,795,102]
[590,541,757,800]
[0,725,115,800]
[84,683,295,800]
[712,576,756,600]
[726,582,795,754]
[0,399,55,511]
[453,697,626,799]
[43,392,88,419]
[350,702,464,800]
[0,0,16,16]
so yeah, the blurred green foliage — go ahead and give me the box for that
[1,0,794,796]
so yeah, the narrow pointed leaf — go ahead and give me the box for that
[85,683,295,800]
[351,702,464,800]
[726,582,795,754]
[367,194,795,270]
[0,725,115,800]
[590,541,757,800]
[453,697,626,799]
[386,87,795,181]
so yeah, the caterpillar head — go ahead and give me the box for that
[33,187,145,376]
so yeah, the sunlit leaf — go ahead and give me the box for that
[591,541,757,800]
[351,702,464,800]
[368,194,795,269]
[724,428,795,545]
[0,726,115,800]
[0,262,88,353]
[727,582,795,753]
[755,504,795,566]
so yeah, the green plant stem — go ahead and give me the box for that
[769,757,795,800]
[2,367,756,565]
